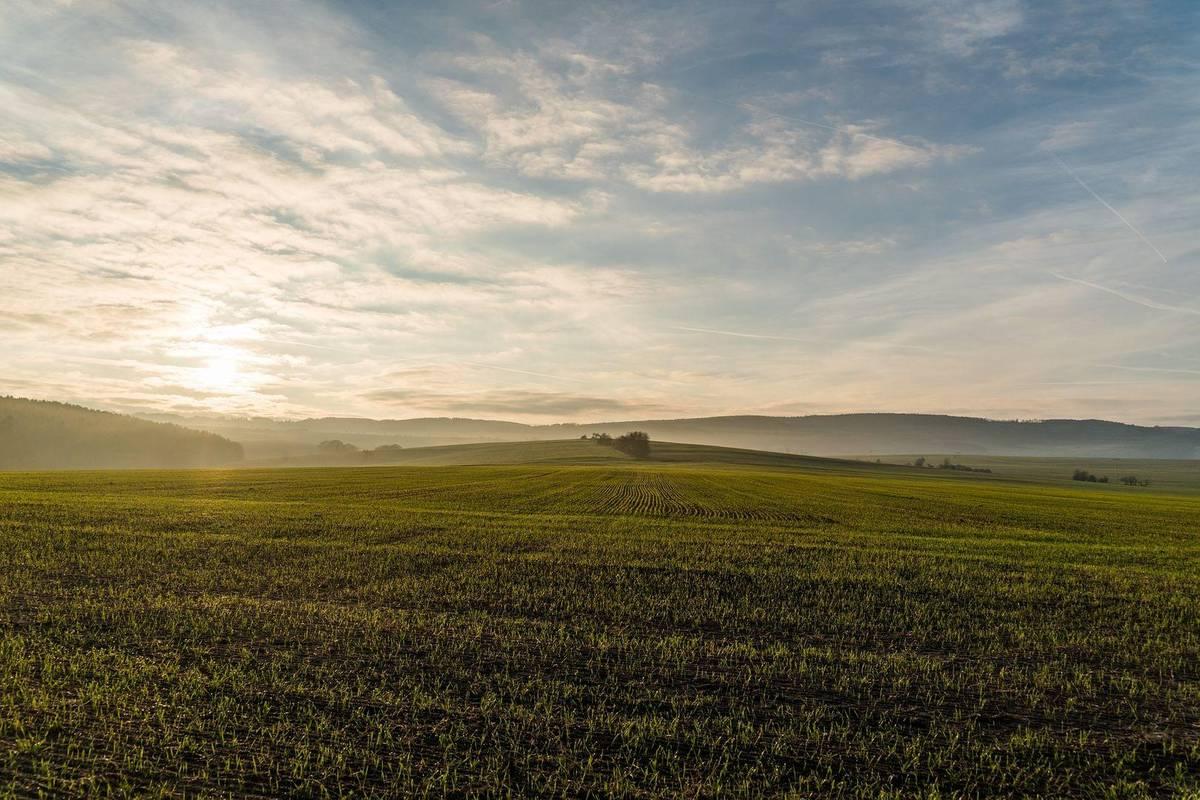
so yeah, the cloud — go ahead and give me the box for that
[914,0,1024,56]
[0,310,55,331]
[1037,121,1098,152]
[620,118,962,193]
[125,41,472,162]
[1,0,1198,425]
[364,388,663,416]
[426,38,964,193]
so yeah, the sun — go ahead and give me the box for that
[182,342,252,395]
[194,354,243,392]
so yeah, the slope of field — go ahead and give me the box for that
[1,463,1198,797]
[552,414,1200,458]
[251,438,914,471]
[0,396,244,469]
[869,454,1200,494]
[252,438,638,467]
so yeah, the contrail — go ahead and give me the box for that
[671,325,809,342]
[1051,154,1167,263]
[1035,380,1148,386]
[377,357,582,385]
[673,325,943,353]
[1097,363,1200,377]
[461,361,585,383]
[1051,272,1200,316]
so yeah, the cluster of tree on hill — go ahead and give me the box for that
[581,431,651,459]
[0,396,243,470]
[911,457,991,473]
[1071,470,1149,485]
[317,440,405,462]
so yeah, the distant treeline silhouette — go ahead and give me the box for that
[583,431,652,459]
[911,456,991,473]
[0,396,243,470]
[1072,469,1109,484]
[316,440,406,462]
[1069,470,1149,487]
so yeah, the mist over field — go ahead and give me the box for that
[151,409,1200,459]
[5,395,1200,471]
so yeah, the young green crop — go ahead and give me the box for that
[1,459,1197,797]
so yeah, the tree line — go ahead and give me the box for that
[0,396,243,469]
[317,440,405,461]
[1072,469,1150,486]
[581,431,652,459]
[911,456,991,473]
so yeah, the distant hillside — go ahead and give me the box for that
[148,411,1200,460]
[141,414,533,459]
[550,415,1200,459]
[250,438,893,471]
[0,397,244,470]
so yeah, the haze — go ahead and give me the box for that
[2,0,1197,425]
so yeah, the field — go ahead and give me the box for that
[866,454,1200,495]
[1,441,1198,797]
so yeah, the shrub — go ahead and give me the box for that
[613,431,651,459]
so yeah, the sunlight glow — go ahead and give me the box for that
[192,353,244,393]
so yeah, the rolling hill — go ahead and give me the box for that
[0,397,244,470]
[249,437,902,471]
[148,411,1200,460]
[249,438,1200,492]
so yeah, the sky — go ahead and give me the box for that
[1,0,1198,424]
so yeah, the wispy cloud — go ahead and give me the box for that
[363,388,663,416]
[1,0,1197,424]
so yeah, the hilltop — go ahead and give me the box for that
[147,411,1200,460]
[558,414,1200,458]
[247,438,1200,492]
[0,397,243,470]
[249,437,898,472]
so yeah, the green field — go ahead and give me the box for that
[865,454,1200,495]
[2,442,1198,797]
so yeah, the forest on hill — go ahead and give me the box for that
[0,397,243,469]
